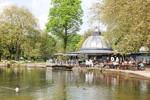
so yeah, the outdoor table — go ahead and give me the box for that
[105,63,113,68]
[121,63,130,70]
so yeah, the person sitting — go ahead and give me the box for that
[107,61,113,68]
[99,62,104,68]
[129,60,133,65]
[138,62,145,70]
[112,61,119,69]
[89,59,94,67]
[121,60,128,69]
[85,59,90,67]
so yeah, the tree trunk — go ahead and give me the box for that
[0,55,1,61]
[15,43,21,61]
[0,49,1,61]
[63,27,68,53]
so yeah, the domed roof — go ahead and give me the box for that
[79,32,113,54]
[139,46,149,53]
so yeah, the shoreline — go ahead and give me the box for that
[0,63,46,68]
[1,63,150,79]
[105,68,150,78]
[72,67,150,79]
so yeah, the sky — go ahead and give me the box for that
[0,0,106,34]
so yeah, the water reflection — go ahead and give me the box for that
[0,68,150,100]
[85,72,93,84]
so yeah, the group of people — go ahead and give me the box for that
[82,56,146,70]
[46,58,78,66]
[85,59,94,67]
[96,57,146,70]
[46,57,146,70]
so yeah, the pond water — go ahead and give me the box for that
[0,67,150,100]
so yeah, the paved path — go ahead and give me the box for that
[105,68,150,78]
[73,67,150,79]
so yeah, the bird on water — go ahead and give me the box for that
[0,86,28,93]
[15,87,19,93]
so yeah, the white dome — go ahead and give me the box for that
[79,32,113,54]
[139,46,149,53]
[81,34,112,50]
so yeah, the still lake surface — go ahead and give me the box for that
[0,67,150,100]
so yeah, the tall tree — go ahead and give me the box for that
[93,0,150,53]
[0,5,39,60]
[40,33,56,61]
[46,0,83,52]
[67,33,81,52]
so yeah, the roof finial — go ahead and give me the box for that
[93,26,101,36]
[95,26,99,32]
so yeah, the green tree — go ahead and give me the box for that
[0,42,3,61]
[67,33,81,52]
[93,0,150,53]
[0,5,39,60]
[22,29,41,60]
[40,33,56,61]
[46,0,83,52]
